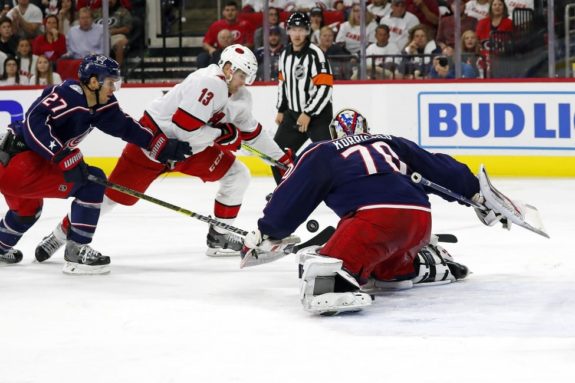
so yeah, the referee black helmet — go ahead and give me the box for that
[287,12,311,30]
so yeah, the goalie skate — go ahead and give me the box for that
[478,165,549,238]
[300,257,372,316]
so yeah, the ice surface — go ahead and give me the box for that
[1,176,574,383]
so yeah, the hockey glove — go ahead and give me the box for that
[54,148,90,185]
[240,229,301,268]
[149,133,192,163]
[472,193,511,230]
[277,148,294,177]
[214,123,242,151]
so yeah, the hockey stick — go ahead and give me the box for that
[240,226,336,268]
[241,143,288,170]
[411,171,550,238]
[87,175,249,236]
[411,172,482,209]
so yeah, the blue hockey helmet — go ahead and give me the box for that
[78,54,122,90]
[329,109,369,139]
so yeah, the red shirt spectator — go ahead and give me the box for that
[32,15,66,62]
[406,0,439,32]
[76,0,131,10]
[203,1,253,54]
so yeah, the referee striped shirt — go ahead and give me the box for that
[276,41,333,116]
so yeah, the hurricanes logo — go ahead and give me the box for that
[294,64,306,80]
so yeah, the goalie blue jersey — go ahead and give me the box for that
[259,134,480,239]
[13,80,155,162]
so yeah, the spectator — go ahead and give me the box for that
[465,0,490,21]
[0,1,11,19]
[29,53,61,84]
[15,37,37,78]
[336,3,377,55]
[64,6,103,58]
[309,6,324,45]
[32,14,66,62]
[45,0,59,15]
[0,16,17,55]
[476,0,512,58]
[436,1,477,51]
[255,25,284,81]
[428,54,477,78]
[317,25,352,79]
[380,0,419,50]
[0,49,6,74]
[253,6,286,49]
[241,0,287,12]
[6,0,43,39]
[202,0,253,63]
[197,28,234,69]
[93,0,132,68]
[400,24,440,79]
[76,0,131,10]
[405,0,439,34]
[57,0,76,35]
[365,24,401,79]
[460,29,484,78]
[368,0,391,23]
[0,55,29,84]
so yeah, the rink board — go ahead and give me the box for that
[1,80,574,177]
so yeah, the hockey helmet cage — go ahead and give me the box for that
[287,12,311,30]
[329,109,369,139]
[78,54,122,90]
[218,44,258,85]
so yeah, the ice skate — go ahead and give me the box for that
[0,248,23,265]
[364,244,469,292]
[62,241,110,275]
[300,256,372,316]
[206,225,243,257]
[35,231,66,263]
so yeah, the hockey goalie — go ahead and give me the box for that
[241,109,548,316]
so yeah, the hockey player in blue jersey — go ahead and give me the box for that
[242,109,510,315]
[0,54,191,274]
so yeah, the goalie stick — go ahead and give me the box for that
[87,175,250,236]
[240,226,336,268]
[411,168,549,239]
[241,143,289,170]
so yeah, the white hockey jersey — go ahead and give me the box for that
[144,64,284,160]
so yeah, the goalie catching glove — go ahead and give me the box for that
[240,229,301,268]
[472,193,511,230]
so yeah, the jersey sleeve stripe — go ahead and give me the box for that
[240,123,262,141]
[171,108,205,132]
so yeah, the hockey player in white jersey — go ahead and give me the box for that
[35,44,293,260]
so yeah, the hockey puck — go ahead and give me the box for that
[306,220,319,233]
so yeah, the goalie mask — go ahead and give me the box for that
[218,44,258,85]
[329,109,369,139]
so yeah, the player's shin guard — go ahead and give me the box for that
[300,256,372,316]
[0,210,40,264]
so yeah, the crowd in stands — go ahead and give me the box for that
[198,0,538,80]
[0,0,136,86]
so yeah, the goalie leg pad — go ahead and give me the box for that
[300,257,372,315]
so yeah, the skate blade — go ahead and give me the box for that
[205,248,240,257]
[362,279,414,293]
[62,262,110,275]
